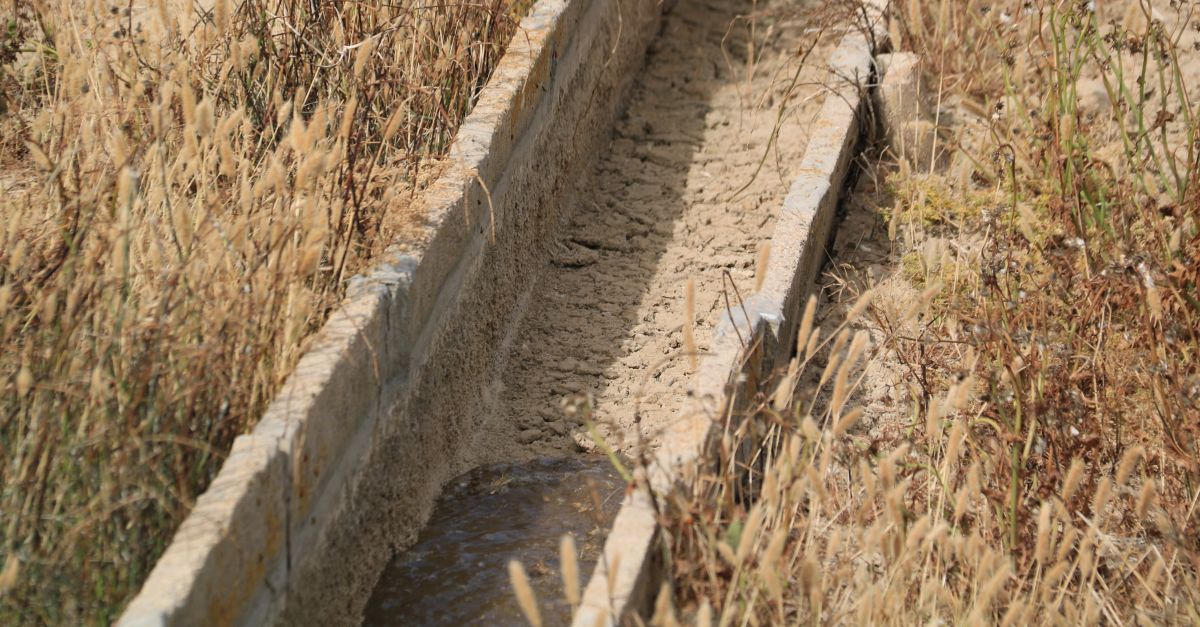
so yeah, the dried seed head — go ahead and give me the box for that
[1135,481,1157,518]
[771,359,798,410]
[798,556,820,605]
[353,38,376,80]
[953,486,970,522]
[754,243,770,292]
[831,363,849,418]
[695,600,712,627]
[830,327,850,359]
[383,108,405,144]
[339,97,359,141]
[846,330,870,369]
[217,142,237,180]
[289,109,308,153]
[683,278,697,371]
[0,554,19,596]
[760,562,783,610]
[16,366,33,398]
[833,406,864,438]
[560,535,579,608]
[967,461,981,495]
[605,552,621,594]
[976,561,1011,613]
[944,419,965,474]
[846,288,874,323]
[1062,458,1085,502]
[736,503,763,563]
[304,106,328,151]
[817,348,842,389]
[297,243,323,277]
[215,0,230,33]
[1055,526,1077,565]
[905,514,931,551]
[796,295,816,357]
[117,167,137,209]
[1116,445,1145,486]
[40,291,57,323]
[9,241,26,272]
[925,396,943,442]
[650,582,677,627]
[903,282,942,322]
[804,327,821,361]
[507,561,542,627]
[90,367,105,398]
[801,414,819,442]
[109,130,129,165]
[172,204,194,252]
[1034,501,1053,564]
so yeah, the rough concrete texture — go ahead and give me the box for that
[876,53,931,124]
[119,0,666,624]
[573,6,887,624]
[876,52,943,171]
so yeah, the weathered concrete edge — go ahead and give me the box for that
[571,22,883,627]
[117,0,663,624]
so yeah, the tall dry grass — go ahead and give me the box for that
[648,0,1199,623]
[661,295,1198,624]
[0,0,526,621]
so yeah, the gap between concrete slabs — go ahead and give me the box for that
[118,0,671,624]
[571,8,887,625]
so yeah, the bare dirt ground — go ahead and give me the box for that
[464,0,832,465]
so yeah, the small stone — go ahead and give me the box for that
[517,428,542,444]
[877,53,932,129]
[547,421,567,436]
[572,431,598,453]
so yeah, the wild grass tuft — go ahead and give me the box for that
[0,0,527,621]
[647,0,1199,623]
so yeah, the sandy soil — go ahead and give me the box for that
[466,0,831,463]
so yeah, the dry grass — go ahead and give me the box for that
[648,0,1199,624]
[0,0,527,621]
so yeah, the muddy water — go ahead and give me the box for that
[361,458,625,626]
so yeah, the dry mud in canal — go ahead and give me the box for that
[476,0,827,460]
[364,0,830,622]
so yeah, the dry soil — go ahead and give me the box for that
[467,0,832,465]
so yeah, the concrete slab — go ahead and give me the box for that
[876,52,944,171]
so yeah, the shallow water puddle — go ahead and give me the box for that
[361,457,625,625]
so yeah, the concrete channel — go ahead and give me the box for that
[119,0,884,624]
